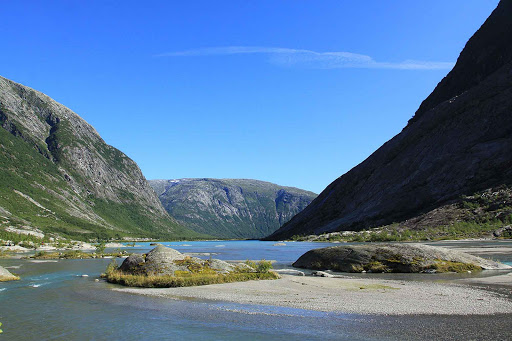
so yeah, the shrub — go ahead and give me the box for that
[256,260,272,273]
[95,243,106,253]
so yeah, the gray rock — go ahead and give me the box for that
[119,254,146,273]
[142,245,186,276]
[119,245,261,277]
[207,259,235,273]
[234,263,255,272]
[312,271,334,278]
[293,243,511,273]
[493,225,512,237]
[274,269,305,276]
[0,265,18,281]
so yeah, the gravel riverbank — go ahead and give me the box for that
[115,273,512,315]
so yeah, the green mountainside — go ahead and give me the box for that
[0,76,200,241]
[150,178,317,239]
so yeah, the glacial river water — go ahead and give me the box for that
[1,240,511,340]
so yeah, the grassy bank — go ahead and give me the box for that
[104,269,279,288]
[103,260,279,288]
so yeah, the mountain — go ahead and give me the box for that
[0,76,200,240]
[149,178,317,239]
[267,1,512,240]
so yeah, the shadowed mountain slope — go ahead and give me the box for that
[267,0,512,240]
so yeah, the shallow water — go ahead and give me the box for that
[114,240,339,263]
[1,240,511,340]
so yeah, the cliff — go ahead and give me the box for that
[267,0,512,240]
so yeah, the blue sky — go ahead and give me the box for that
[0,1,499,193]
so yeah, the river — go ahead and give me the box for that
[1,240,511,340]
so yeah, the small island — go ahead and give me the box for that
[103,245,279,287]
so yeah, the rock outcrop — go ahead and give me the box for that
[119,245,249,276]
[150,178,316,239]
[0,265,19,281]
[267,1,512,240]
[293,243,511,273]
[0,76,199,240]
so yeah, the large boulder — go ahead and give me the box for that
[207,259,235,274]
[0,265,19,281]
[119,245,238,276]
[119,254,146,274]
[293,243,511,273]
[119,245,187,276]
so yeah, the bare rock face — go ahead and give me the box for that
[119,254,146,274]
[142,244,187,275]
[208,259,235,274]
[150,178,316,239]
[293,244,511,273]
[267,1,512,240]
[0,76,195,239]
[0,265,18,281]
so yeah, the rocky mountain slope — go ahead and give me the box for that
[267,0,512,240]
[0,76,199,240]
[150,178,316,239]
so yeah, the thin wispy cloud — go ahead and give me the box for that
[156,46,454,70]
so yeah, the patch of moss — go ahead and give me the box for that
[429,260,482,273]
[363,261,390,273]
[0,276,19,282]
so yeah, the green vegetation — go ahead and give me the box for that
[291,219,512,243]
[0,229,51,246]
[289,186,512,242]
[429,260,481,273]
[95,243,106,253]
[350,258,481,274]
[0,250,14,259]
[103,259,279,288]
[245,259,273,273]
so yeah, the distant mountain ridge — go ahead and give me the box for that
[150,178,317,239]
[267,0,512,240]
[0,76,199,240]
